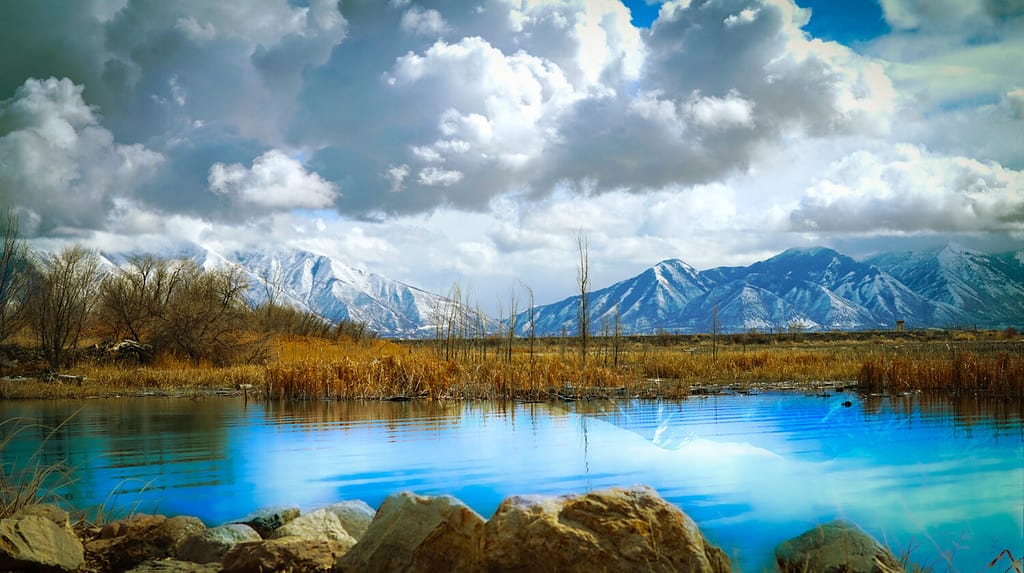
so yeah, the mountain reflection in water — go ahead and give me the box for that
[1,392,1020,571]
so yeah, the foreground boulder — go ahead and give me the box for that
[322,500,375,541]
[220,536,350,573]
[270,508,358,547]
[775,520,900,573]
[174,523,262,564]
[481,485,731,573]
[85,514,205,571]
[0,513,84,572]
[338,492,486,573]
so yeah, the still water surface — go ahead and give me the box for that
[2,393,1021,571]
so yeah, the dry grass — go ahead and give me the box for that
[1,332,1021,401]
[858,351,1024,396]
[0,417,74,518]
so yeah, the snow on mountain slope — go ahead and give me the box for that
[97,241,1022,338]
[866,244,1024,327]
[101,243,459,338]
[227,247,453,337]
[514,259,714,336]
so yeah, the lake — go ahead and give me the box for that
[2,392,1021,571]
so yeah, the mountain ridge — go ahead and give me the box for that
[97,242,1023,337]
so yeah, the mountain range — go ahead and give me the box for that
[515,244,1023,336]
[101,242,1024,337]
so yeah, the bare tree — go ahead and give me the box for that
[521,281,536,365]
[576,230,591,368]
[26,244,101,369]
[151,262,253,364]
[97,255,187,344]
[504,285,518,363]
[0,210,30,343]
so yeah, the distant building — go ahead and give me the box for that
[895,320,905,332]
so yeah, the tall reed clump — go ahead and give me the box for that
[858,351,1024,396]
[0,418,73,518]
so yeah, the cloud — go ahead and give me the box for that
[2,0,1021,311]
[0,77,162,236]
[209,150,338,209]
[400,5,449,36]
[879,0,1024,32]
[789,144,1024,233]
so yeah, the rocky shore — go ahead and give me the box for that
[1,485,900,572]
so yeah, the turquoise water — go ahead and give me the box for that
[2,393,1021,571]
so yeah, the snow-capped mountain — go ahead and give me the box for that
[99,241,1022,338]
[866,244,1024,327]
[518,259,714,336]
[101,243,456,338]
[515,245,1018,335]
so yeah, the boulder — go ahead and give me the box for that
[97,514,167,540]
[322,499,375,541]
[16,504,73,532]
[174,523,262,564]
[481,485,731,573]
[0,514,84,572]
[220,536,349,573]
[126,558,220,572]
[338,492,485,573]
[775,520,901,573]
[270,508,358,547]
[86,514,206,571]
[231,505,301,538]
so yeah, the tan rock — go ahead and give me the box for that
[481,485,732,573]
[220,536,349,573]
[98,514,167,540]
[86,514,206,571]
[16,503,72,532]
[0,514,85,572]
[775,520,900,573]
[270,508,358,547]
[322,500,375,541]
[174,523,262,564]
[338,492,485,573]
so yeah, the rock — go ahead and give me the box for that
[0,514,85,572]
[232,505,301,538]
[174,523,262,564]
[220,536,349,573]
[775,520,901,573]
[481,485,731,573]
[322,499,375,541]
[126,558,220,572]
[338,492,485,573]
[86,514,206,571]
[270,508,358,547]
[97,514,166,540]
[16,504,73,532]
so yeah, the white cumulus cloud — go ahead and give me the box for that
[209,150,338,209]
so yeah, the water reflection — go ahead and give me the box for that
[0,393,1020,572]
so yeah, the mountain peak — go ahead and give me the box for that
[776,246,841,259]
[938,241,983,257]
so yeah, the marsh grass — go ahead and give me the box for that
[858,351,1024,396]
[0,416,75,518]
[2,332,1020,401]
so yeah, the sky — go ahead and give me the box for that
[1,0,1022,310]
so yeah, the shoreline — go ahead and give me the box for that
[2,486,926,573]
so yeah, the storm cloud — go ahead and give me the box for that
[1,0,1021,307]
